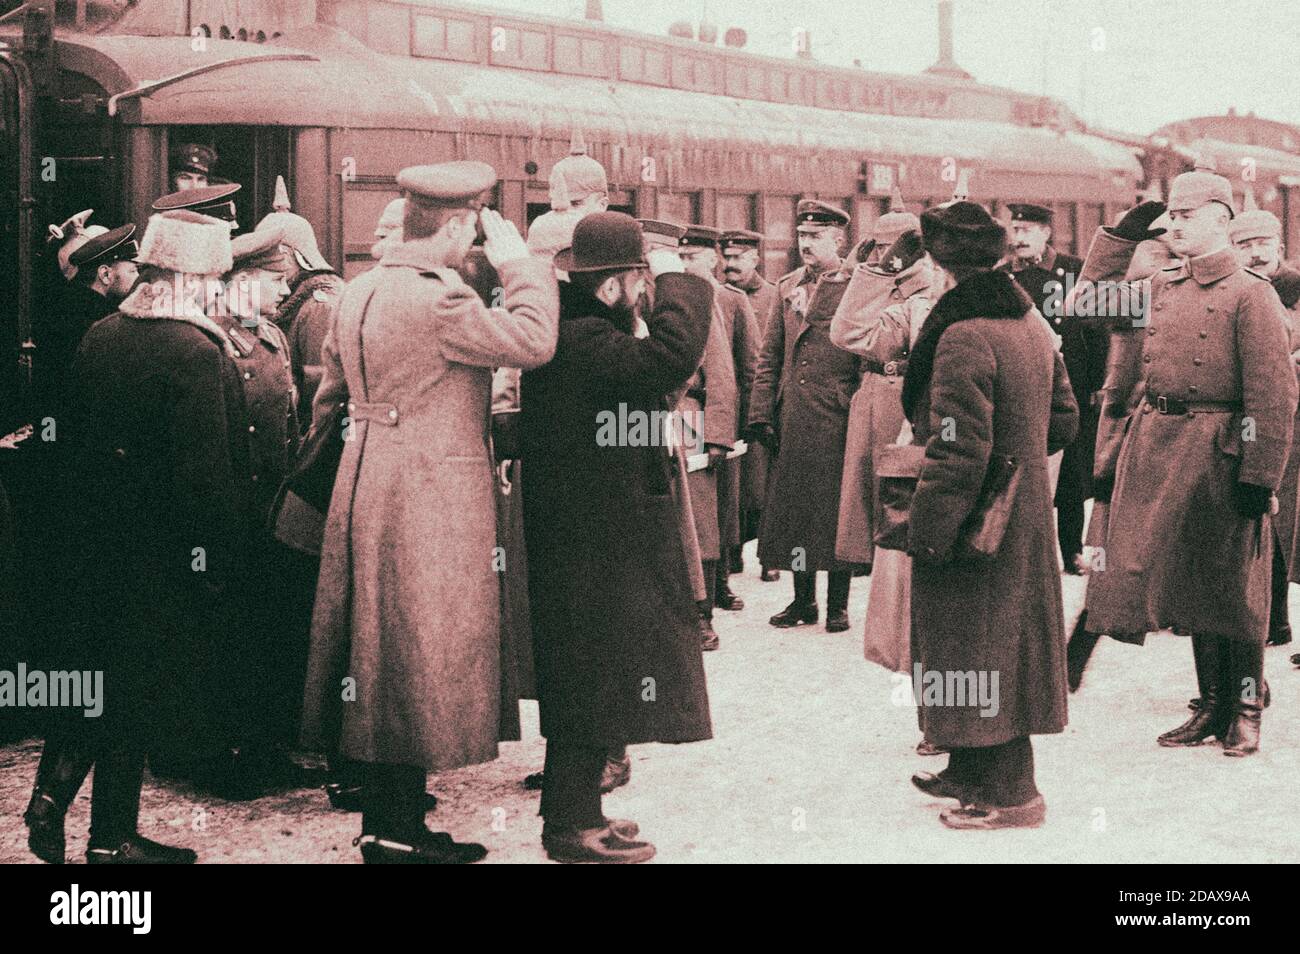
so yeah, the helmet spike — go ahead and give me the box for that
[273,175,291,212]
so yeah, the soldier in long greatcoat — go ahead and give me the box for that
[1086,169,1296,757]
[722,229,779,580]
[300,162,558,863]
[747,200,860,633]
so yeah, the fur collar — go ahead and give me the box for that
[901,268,1032,422]
[1272,263,1300,310]
[117,277,239,359]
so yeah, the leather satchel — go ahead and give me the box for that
[873,444,1021,562]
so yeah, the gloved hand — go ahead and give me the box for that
[849,238,877,265]
[745,422,778,453]
[1105,201,1167,242]
[1092,474,1114,504]
[1233,482,1274,518]
[880,229,925,274]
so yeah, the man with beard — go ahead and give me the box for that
[1087,167,1296,757]
[520,212,713,862]
[998,204,1096,574]
[747,200,859,633]
[722,229,780,581]
[1229,198,1300,648]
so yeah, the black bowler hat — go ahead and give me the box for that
[153,182,241,224]
[554,212,648,273]
[921,201,1006,271]
[1006,203,1053,225]
[68,224,139,270]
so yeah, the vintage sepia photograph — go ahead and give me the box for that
[0,0,1293,910]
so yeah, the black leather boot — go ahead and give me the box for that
[1158,634,1228,746]
[1222,639,1264,757]
[825,570,851,633]
[24,743,93,864]
[356,829,486,864]
[771,572,817,627]
[698,599,720,651]
[1268,539,1292,645]
[87,834,198,865]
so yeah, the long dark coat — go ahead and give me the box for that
[904,270,1079,748]
[61,281,294,751]
[520,275,714,747]
[300,245,558,770]
[736,274,778,531]
[749,263,860,571]
[1086,246,1296,646]
[273,269,343,429]
[829,258,932,565]
[1001,248,1100,506]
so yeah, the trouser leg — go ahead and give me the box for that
[827,570,851,614]
[87,747,146,849]
[539,740,605,829]
[701,559,717,620]
[29,734,94,813]
[1269,537,1291,641]
[361,762,426,839]
[1057,490,1085,565]
[978,737,1038,807]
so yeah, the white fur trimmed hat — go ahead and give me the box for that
[137,210,233,275]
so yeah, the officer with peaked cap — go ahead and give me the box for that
[153,182,241,229]
[301,159,557,864]
[371,197,406,260]
[721,228,780,577]
[1086,166,1297,757]
[256,176,344,425]
[1229,195,1300,646]
[997,203,1096,573]
[25,209,247,864]
[169,142,217,191]
[747,199,860,632]
[520,211,712,863]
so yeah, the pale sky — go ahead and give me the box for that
[466,0,1300,135]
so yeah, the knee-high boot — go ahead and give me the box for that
[1222,639,1264,757]
[24,738,94,863]
[1158,634,1229,746]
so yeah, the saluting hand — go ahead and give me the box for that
[481,209,529,268]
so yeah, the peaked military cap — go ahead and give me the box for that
[67,223,138,270]
[153,182,241,223]
[170,142,217,177]
[721,229,763,253]
[636,218,686,250]
[680,224,724,249]
[1006,203,1053,225]
[796,199,850,231]
[228,226,290,274]
[397,161,496,208]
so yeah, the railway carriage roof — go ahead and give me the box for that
[45,28,1140,181]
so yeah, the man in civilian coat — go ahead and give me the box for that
[1229,203,1300,647]
[300,162,558,864]
[747,200,861,632]
[723,229,779,581]
[904,201,1079,829]
[1087,168,1297,757]
[998,203,1097,573]
[521,212,714,863]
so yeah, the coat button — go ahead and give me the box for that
[251,474,259,482]
[799,378,807,385]
[1199,331,1208,339]
[388,409,398,421]
[1193,358,1203,366]
[243,371,252,380]
[1143,355,1152,363]
[1189,385,1198,393]
[248,425,256,433]
[1143,405,1152,413]
[1148,328,1156,336]
[347,402,356,412]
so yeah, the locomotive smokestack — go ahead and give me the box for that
[926,1,972,80]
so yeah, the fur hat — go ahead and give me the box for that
[920,201,1006,272]
[137,210,233,276]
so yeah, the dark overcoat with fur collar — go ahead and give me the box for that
[903,269,1079,747]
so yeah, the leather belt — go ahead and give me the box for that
[347,400,400,425]
[1145,395,1241,415]
[863,358,908,377]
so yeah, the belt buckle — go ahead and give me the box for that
[1156,395,1168,414]
[883,361,898,376]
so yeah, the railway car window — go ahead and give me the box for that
[166,125,290,231]
[658,191,699,226]
[763,194,798,277]
[342,186,402,281]
[619,44,669,86]
[493,26,549,71]
[413,13,479,62]
[716,194,757,232]
[555,34,608,77]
